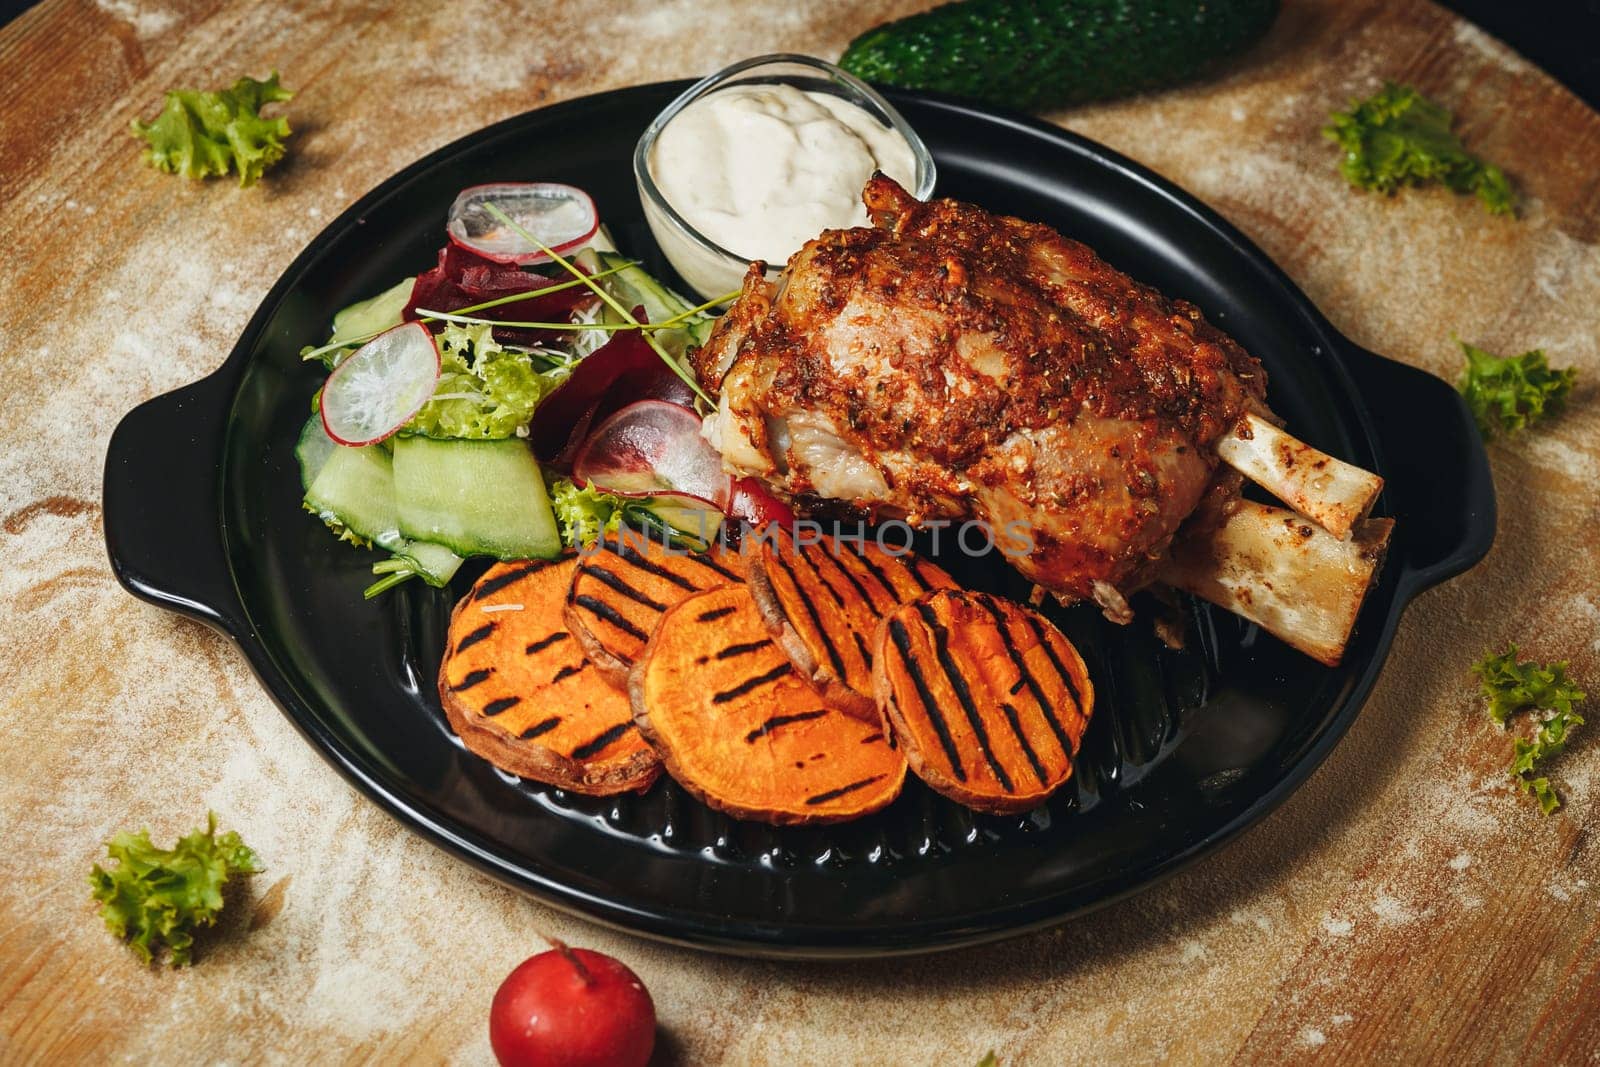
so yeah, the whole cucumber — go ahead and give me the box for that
[840,0,1281,111]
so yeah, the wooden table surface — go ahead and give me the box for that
[3,0,1598,1062]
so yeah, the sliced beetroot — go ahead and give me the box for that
[529,313,697,464]
[403,243,590,346]
[573,400,732,510]
[446,183,599,266]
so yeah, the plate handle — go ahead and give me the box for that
[103,371,245,634]
[1338,342,1497,587]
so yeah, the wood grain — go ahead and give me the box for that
[2,0,1598,1063]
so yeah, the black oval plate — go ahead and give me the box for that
[102,84,1494,958]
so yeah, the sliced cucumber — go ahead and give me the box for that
[295,412,339,490]
[598,250,695,324]
[391,539,463,587]
[636,497,723,548]
[331,276,415,346]
[596,251,713,358]
[304,440,465,590]
[305,443,403,549]
[392,436,561,560]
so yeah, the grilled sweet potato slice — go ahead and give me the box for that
[746,529,957,721]
[630,585,906,825]
[439,557,661,795]
[564,532,744,689]
[873,589,1092,815]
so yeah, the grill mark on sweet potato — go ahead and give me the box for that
[1023,613,1086,715]
[745,708,829,743]
[715,638,772,660]
[815,541,875,609]
[915,601,1013,793]
[906,558,938,593]
[768,548,848,682]
[805,775,885,806]
[567,539,745,688]
[692,551,742,582]
[794,537,847,611]
[1001,701,1049,787]
[614,537,699,591]
[579,564,668,612]
[570,721,635,760]
[473,561,545,600]
[551,662,586,685]
[526,632,568,655]
[887,616,965,782]
[850,544,906,601]
[519,717,561,740]
[452,668,492,692]
[481,696,521,717]
[876,590,1092,815]
[455,622,496,655]
[712,662,792,704]
[631,586,905,825]
[573,594,649,641]
[979,595,1076,759]
[830,544,893,610]
[850,629,873,670]
[442,557,660,796]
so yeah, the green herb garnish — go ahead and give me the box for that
[481,202,715,406]
[89,813,261,965]
[1457,339,1577,439]
[1323,82,1513,215]
[131,72,293,187]
[1473,645,1586,814]
[550,478,628,547]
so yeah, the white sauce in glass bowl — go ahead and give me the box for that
[649,83,918,266]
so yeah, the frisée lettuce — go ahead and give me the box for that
[405,323,574,439]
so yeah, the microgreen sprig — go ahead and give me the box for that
[299,259,641,363]
[482,202,715,406]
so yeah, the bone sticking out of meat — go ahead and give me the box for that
[1160,500,1394,667]
[1214,413,1384,540]
[697,174,1397,663]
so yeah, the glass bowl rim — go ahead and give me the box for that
[632,52,939,273]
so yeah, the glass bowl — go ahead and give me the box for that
[633,53,937,301]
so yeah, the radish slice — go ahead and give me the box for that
[573,400,732,510]
[320,323,441,446]
[446,183,599,266]
[529,326,695,463]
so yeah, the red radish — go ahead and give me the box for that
[319,322,440,446]
[448,183,598,266]
[529,326,697,463]
[573,400,732,509]
[489,942,655,1067]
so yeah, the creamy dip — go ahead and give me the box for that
[649,83,918,265]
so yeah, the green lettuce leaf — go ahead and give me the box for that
[405,324,573,439]
[1323,83,1513,215]
[549,477,626,547]
[1473,645,1587,815]
[1457,340,1577,438]
[1472,644,1585,725]
[131,73,293,187]
[88,813,261,966]
[1511,707,1585,813]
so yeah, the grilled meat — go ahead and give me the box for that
[696,175,1267,613]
